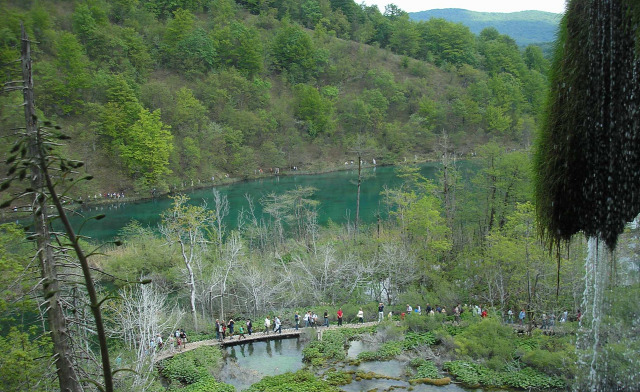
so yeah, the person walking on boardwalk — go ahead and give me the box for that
[303,311,310,327]
[246,319,253,335]
[274,316,282,334]
[168,334,175,352]
[237,324,246,340]
[155,334,163,349]
[228,319,235,338]
[175,329,182,350]
[180,329,187,347]
[323,310,329,327]
[218,320,225,341]
[337,308,343,326]
[264,316,271,334]
[295,311,300,330]
[215,319,220,340]
[357,308,364,323]
[519,309,526,325]
[378,303,384,322]
[312,312,318,328]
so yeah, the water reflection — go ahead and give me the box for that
[221,338,304,391]
[220,337,491,392]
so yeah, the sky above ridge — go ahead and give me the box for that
[361,0,566,14]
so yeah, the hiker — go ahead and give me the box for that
[274,316,282,334]
[237,324,246,340]
[246,319,253,335]
[264,316,271,334]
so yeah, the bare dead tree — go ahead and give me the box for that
[212,188,229,252]
[0,24,120,392]
[160,195,213,332]
[108,282,183,391]
[349,135,376,233]
[206,232,241,320]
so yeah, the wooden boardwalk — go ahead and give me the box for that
[154,321,378,362]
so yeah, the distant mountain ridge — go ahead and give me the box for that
[409,8,561,46]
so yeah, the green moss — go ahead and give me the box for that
[354,371,399,381]
[409,377,451,386]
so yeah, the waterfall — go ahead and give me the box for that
[575,237,609,391]
[573,230,640,392]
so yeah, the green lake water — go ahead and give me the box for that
[219,337,483,392]
[221,338,305,391]
[70,162,473,241]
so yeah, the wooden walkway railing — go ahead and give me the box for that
[154,321,378,362]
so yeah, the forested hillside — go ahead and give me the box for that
[0,0,548,197]
[409,9,561,46]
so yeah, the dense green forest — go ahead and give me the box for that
[409,9,560,46]
[0,0,548,197]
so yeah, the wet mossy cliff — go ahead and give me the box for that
[534,0,640,250]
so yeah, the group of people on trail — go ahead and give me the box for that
[154,303,585,354]
[153,329,187,354]
[505,308,580,328]
[216,318,250,341]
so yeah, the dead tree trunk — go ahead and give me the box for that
[21,24,81,392]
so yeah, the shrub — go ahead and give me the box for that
[453,318,515,369]
[245,370,341,391]
[415,360,439,379]
[324,370,353,386]
[403,332,435,349]
[376,322,406,342]
[410,357,427,367]
[357,341,403,361]
[181,375,235,392]
[302,328,373,365]
[160,346,224,385]
[443,360,565,390]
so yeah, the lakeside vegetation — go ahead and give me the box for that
[1,0,639,391]
[2,154,638,390]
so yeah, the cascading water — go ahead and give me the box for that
[573,229,640,392]
[575,237,609,391]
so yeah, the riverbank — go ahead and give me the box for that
[0,156,437,224]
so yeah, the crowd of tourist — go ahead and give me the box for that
[152,303,583,355]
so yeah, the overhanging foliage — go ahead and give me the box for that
[534,0,640,250]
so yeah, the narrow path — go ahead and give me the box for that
[154,321,379,362]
